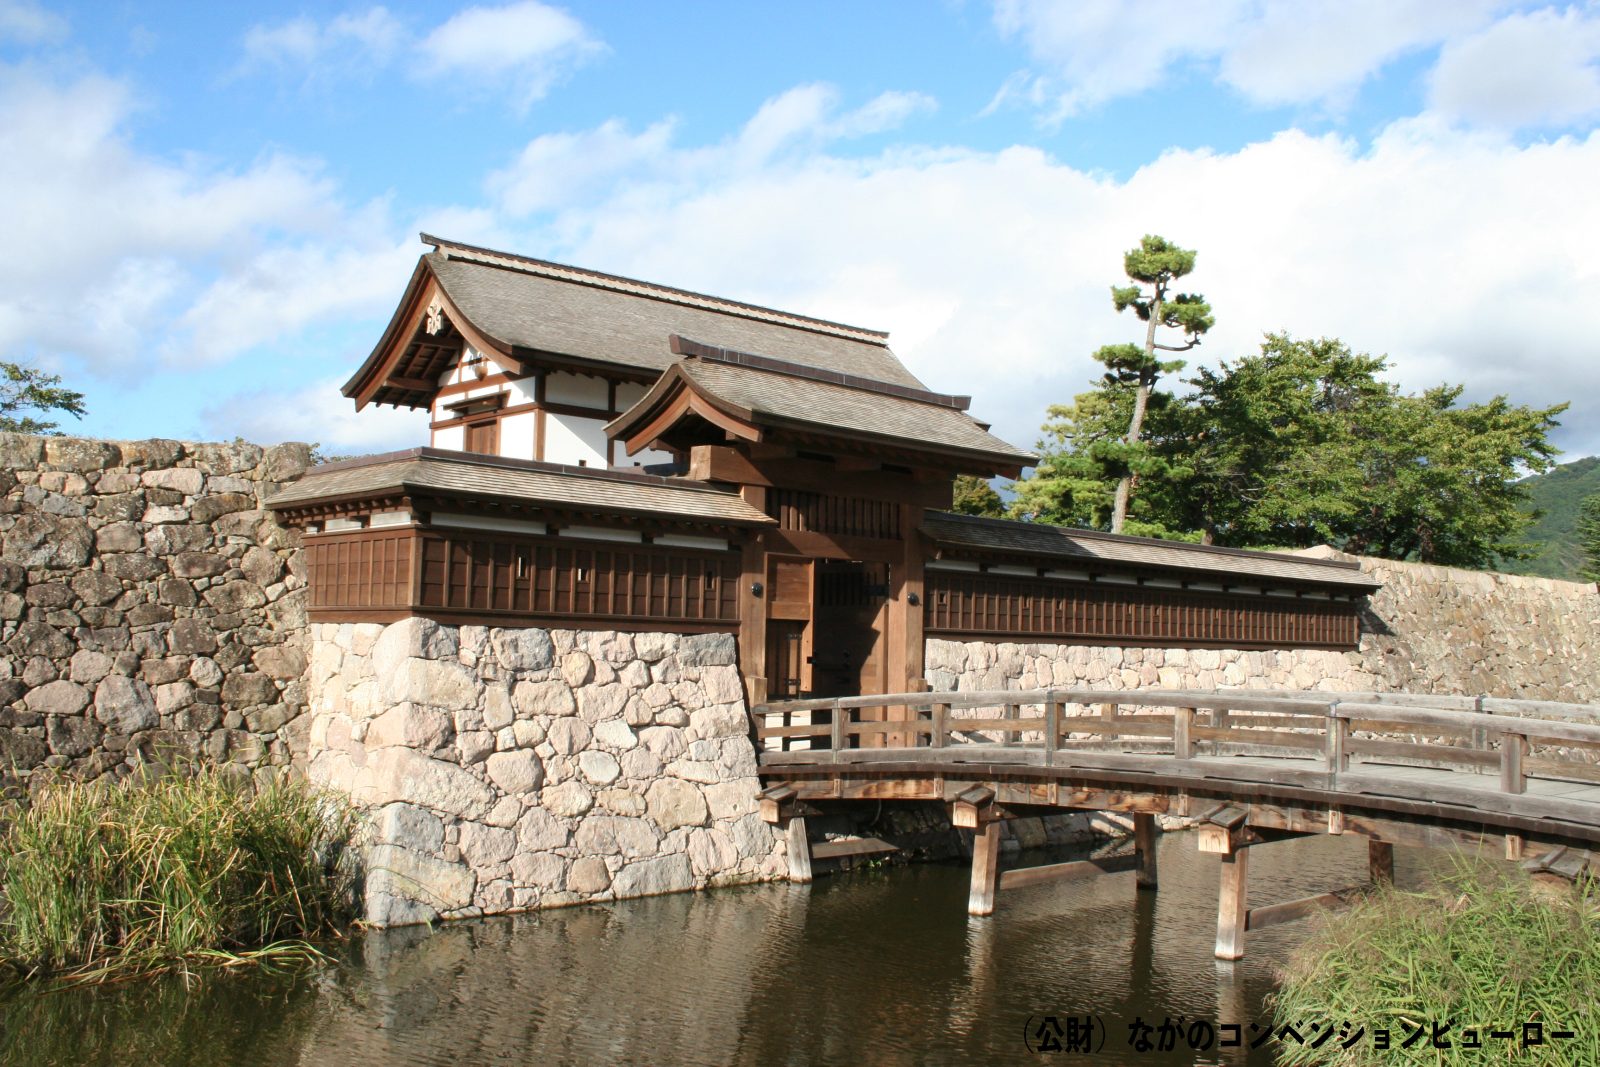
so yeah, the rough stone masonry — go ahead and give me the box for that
[0,434,312,785]
[307,619,785,924]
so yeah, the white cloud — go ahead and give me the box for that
[487,85,938,220]
[203,375,430,454]
[495,101,1600,458]
[416,0,602,107]
[0,66,407,375]
[1429,6,1600,129]
[240,7,405,77]
[0,0,66,45]
[991,0,1503,119]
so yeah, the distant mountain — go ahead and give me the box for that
[1499,456,1600,580]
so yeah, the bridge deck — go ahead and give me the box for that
[752,688,1600,958]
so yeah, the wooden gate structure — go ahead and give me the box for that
[754,688,1600,959]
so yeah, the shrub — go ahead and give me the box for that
[0,766,357,983]
[1272,860,1600,1065]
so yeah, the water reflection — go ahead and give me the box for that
[1,832,1402,1067]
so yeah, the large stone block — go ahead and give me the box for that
[383,658,481,709]
[485,749,543,794]
[646,778,708,830]
[609,854,693,899]
[367,703,454,750]
[24,679,90,716]
[371,748,496,820]
[365,844,476,921]
[3,514,92,569]
[491,628,554,672]
[93,675,158,734]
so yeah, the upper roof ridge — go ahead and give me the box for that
[420,233,890,345]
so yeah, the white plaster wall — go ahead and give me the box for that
[544,413,608,467]
[500,411,536,461]
[545,372,609,409]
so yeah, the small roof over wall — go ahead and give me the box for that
[266,448,775,528]
[921,511,1382,592]
[608,337,1037,477]
[343,235,926,409]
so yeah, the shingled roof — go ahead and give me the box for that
[266,448,774,528]
[343,235,928,408]
[920,511,1381,591]
[606,340,1037,476]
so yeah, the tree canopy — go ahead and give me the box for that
[1099,235,1213,533]
[0,363,86,435]
[1577,493,1600,582]
[1013,333,1566,568]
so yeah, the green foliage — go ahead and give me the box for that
[1094,235,1213,532]
[1503,459,1600,579]
[1272,860,1600,1066]
[1015,331,1564,567]
[950,475,1005,518]
[0,362,86,435]
[1178,335,1563,566]
[1577,493,1600,582]
[0,767,357,985]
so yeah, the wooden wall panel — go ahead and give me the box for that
[308,526,739,630]
[924,572,1359,650]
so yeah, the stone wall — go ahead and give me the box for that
[306,620,785,924]
[0,434,312,785]
[927,550,1600,702]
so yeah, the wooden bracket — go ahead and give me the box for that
[1196,805,1260,854]
[952,785,1009,828]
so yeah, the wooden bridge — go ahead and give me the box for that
[752,688,1600,958]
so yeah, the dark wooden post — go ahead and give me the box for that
[1368,840,1394,885]
[1215,847,1251,960]
[969,820,1002,916]
[1134,812,1159,891]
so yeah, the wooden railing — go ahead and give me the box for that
[753,688,1600,829]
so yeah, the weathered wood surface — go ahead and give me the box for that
[755,688,1600,848]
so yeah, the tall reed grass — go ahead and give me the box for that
[0,766,357,984]
[1272,860,1600,1065]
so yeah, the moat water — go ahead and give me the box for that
[0,832,1415,1067]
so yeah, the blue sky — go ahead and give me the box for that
[4,0,1600,460]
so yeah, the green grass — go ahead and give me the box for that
[1271,860,1600,1065]
[0,766,358,986]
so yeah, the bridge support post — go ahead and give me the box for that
[969,821,1001,916]
[1215,847,1251,960]
[1368,840,1394,886]
[786,816,813,884]
[1134,812,1159,890]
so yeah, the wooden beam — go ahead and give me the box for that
[811,837,898,861]
[1134,812,1159,890]
[1246,889,1351,931]
[786,816,813,885]
[1215,847,1251,960]
[969,821,1001,916]
[997,853,1139,891]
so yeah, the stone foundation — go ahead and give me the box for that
[306,619,785,925]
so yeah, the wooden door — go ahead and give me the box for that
[765,557,814,698]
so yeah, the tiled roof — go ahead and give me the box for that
[266,448,774,527]
[920,512,1381,590]
[425,240,924,386]
[610,356,1035,470]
